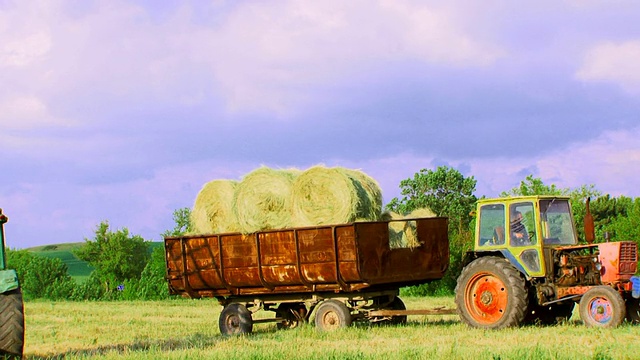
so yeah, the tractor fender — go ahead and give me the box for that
[462,250,529,280]
[0,269,19,294]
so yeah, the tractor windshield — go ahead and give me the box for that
[540,199,578,245]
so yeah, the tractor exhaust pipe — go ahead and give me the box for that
[584,197,595,244]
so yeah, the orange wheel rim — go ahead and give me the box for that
[465,272,508,324]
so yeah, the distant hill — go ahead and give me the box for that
[27,241,164,283]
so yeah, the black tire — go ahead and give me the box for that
[388,296,407,325]
[0,288,24,358]
[455,256,528,329]
[625,298,640,324]
[219,303,253,336]
[314,300,351,331]
[276,303,307,330]
[579,286,625,328]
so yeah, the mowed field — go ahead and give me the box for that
[24,296,640,360]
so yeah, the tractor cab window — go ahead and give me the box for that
[540,199,578,245]
[509,203,536,246]
[478,204,505,246]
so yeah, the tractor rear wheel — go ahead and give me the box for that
[455,256,528,329]
[0,288,24,357]
[579,286,625,328]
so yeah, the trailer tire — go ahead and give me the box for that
[455,256,528,329]
[314,300,351,331]
[388,296,407,325]
[625,298,640,324]
[276,303,307,330]
[219,303,253,336]
[579,286,625,328]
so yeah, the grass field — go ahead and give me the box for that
[24,296,640,360]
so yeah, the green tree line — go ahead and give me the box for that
[6,168,640,300]
[6,208,192,301]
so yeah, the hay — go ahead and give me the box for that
[190,180,239,234]
[233,167,299,233]
[386,208,435,249]
[291,166,382,227]
[342,169,383,221]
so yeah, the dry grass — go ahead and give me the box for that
[24,296,640,359]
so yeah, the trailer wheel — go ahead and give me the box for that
[625,298,640,324]
[276,303,307,330]
[219,303,253,336]
[314,300,351,331]
[388,297,407,325]
[0,288,24,358]
[455,256,528,329]
[579,286,625,328]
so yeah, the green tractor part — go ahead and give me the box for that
[456,196,640,329]
[0,209,25,357]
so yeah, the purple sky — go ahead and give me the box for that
[2,1,640,248]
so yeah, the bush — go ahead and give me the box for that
[6,249,76,300]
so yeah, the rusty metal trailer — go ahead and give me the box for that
[165,217,451,334]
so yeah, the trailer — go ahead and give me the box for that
[164,217,451,334]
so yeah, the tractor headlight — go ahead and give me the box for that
[595,262,602,271]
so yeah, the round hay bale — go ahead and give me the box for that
[406,207,436,218]
[233,167,299,233]
[291,166,381,226]
[190,180,239,234]
[342,169,383,221]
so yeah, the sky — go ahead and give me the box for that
[2,0,640,248]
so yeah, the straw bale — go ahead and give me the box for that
[233,167,299,233]
[386,208,434,248]
[190,180,239,234]
[291,166,382,227]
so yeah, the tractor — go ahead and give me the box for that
[456,195,640,329]
[0,209,24,357]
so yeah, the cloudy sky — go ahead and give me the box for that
[2,1,640,248]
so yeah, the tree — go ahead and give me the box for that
[386,166,477,233]
[387,166,477,296]
[162,207,192,237]
[500,175,568,197]
[74,221,150,293]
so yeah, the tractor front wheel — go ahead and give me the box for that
[455,256,528,329]
[0,288,24,357]
[579,286,625,328]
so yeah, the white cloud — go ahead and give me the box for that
[0,31,52,67]
[0,96,74,130]
[190,0,503,115]
[576,41,640,95]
